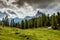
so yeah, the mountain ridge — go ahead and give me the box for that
[0,10,43,23]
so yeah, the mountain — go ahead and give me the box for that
[8,17,23,23]
[0,10,43,23]
[35,11,42,17]
[24,10,43,20]
[24,16,33,20]
[14,17,23,23]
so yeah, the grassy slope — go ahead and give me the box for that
[0,26,60,40]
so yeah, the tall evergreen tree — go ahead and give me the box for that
[34,18,37,28]
[56,12,60,29]
[37,17,42,27]
[5,15,9,26]
[10,19,14,27]
[2,15,9,27]
[24,20,28,29]
[51,13,57,29]
[2,18,5,27]
[21,20,24,29]
[31,18,35,28]
[41,13,47,26]
[28,20,32,28]
[16,22,20,28]
[57,12,60,24]
[46,14,51,26]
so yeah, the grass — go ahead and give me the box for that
[0,26,60,40]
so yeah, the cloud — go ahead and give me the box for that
[0,1,36,18]
[0,0,60,9]
[0,0,60,18]
[0,0,60,8]
[14,0,54,8]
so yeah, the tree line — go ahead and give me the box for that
[0,12,60,30]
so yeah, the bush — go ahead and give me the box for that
[52,26,58,30]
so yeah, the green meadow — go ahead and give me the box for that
[0,26,60,40]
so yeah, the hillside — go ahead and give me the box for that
[0,26,60,40]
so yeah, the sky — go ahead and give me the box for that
[0,0,60,19]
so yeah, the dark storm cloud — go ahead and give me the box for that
[0,0,8,8]
[13,0,55,8]
[0,0,60,9]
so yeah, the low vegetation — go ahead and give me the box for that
[0,26,60,40]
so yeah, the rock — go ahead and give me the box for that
[15,32,19,34]
[26,37,29,40]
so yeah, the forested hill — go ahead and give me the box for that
[0,12,60,30]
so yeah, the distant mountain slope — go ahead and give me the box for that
[14,17,23,23]
[0,10,43,23]
[24,10,43,20]
[8,10,43,23]
[35,11,42,17]
[8,17,23,23]
[24,16,33,20]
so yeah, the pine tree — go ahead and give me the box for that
[41,13,47,26]
[2,15,9,27]
[5,15,9,26]
[56,12,60,29]
[51,13,57,29]
[28,20,32,28]
[10,19,14,27]
[34,18,37,28]
[57,12,60,24]
[46,14,51,26]
[16,22,20,28]
[21,20,24,29]
[31,18,35,28]
[24,20,28,29]
[2,18,5,27]
[37,17,42,27]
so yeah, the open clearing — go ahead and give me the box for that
[0,26,60,40]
